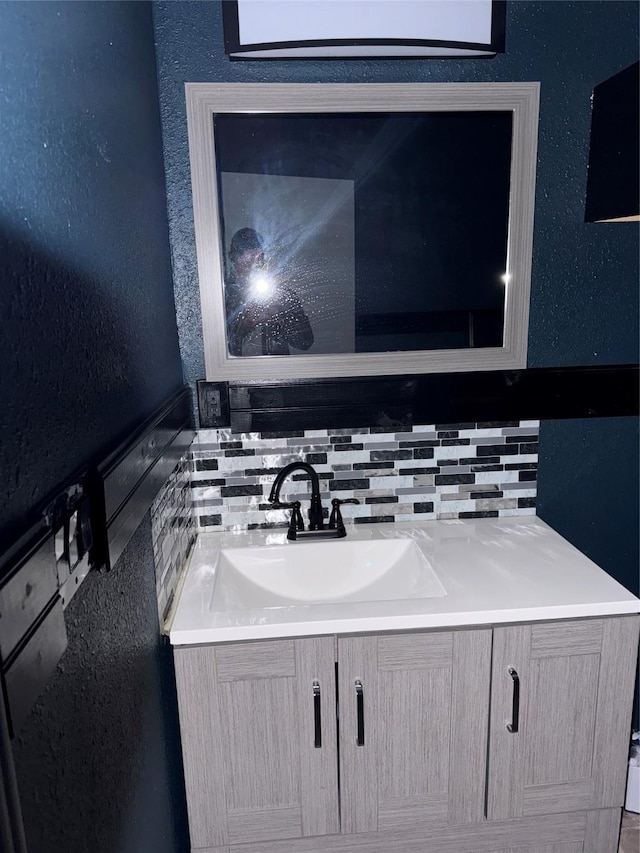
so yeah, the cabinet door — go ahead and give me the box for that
[174,637,339,849]
[338,628,492,834]
[487,616,640,820]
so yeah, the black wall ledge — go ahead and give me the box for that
[94,387,194,571]
[199,365,639,432]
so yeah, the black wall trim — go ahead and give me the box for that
[94,387,194,570]
[198,366,639,432]
[0,519,68,748]
[0,689,27,852]
[1,388,195,587]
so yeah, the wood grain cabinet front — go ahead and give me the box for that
[173,637,339,849]
[173,616,639,853]
[337,629,492,834]
[487,616,640,821]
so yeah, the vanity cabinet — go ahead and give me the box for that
[337,629,492,833]
[173,616,639,853]
[487,618,639,820]
[173,637,339,848]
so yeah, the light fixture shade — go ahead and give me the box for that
[223,0,506,59]
[585,61,640,223]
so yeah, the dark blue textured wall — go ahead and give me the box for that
[0,0,184,548]
[7,4,635,851]
[12,517,189,853]
[153,1,638,609]
[153,0,639,384]
[1,3,187,851]
[538,416,639,597]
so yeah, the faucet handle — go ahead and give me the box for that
[328,498,360,534]
[271,499,304,539]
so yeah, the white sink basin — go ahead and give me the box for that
[210,538,447,611]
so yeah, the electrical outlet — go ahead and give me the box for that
[197,381,230,427]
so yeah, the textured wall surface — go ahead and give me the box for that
[152,1,638,611]
[153,0,639,385]
[1,3,188,851]
[4,7,636,850]
[0,0,184,550]
[537,416,639,598]
[12,517,189,853]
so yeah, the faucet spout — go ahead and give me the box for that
[269,462,324,531]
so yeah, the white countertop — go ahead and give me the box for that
[168,516,639,645]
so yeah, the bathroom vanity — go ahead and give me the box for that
[168,518,640,853]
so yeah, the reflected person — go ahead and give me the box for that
[225,228,314,356]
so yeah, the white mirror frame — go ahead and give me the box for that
[186,82,539,381]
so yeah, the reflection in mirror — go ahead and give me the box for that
[224,225,315,356]
[186,84,539,380]
[216,112,512,357]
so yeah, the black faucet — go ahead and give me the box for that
[269,462,324,533]
[268,462,360,540]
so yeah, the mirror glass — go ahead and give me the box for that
[215,112,512,358]
[186,84,538,380]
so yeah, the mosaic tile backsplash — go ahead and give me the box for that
[151,453,196,622]
[191,421,539,532]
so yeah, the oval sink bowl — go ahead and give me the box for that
[210,538,446,611]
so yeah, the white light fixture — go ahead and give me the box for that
[223,0,506,60]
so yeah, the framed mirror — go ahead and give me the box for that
[186,82,539,380]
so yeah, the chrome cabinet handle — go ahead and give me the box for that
[355,680,365,746]
[507,667,520,733]
[313,681,321,748]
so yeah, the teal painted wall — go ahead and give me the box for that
[1,3,188,851]
[0,1,184,549]
[1,4,637,851]
[153,0,639,384]
[154,0,639,728]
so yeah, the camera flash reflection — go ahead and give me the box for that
[249,272,273,300]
